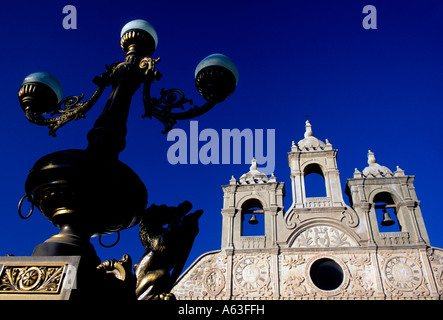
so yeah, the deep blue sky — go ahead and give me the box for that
[1,0,442,273]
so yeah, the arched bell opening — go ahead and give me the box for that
[303,163,327,198]
[241,199,265,236]
[373,192,401,232]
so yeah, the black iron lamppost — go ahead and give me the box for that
[16,19,238,298]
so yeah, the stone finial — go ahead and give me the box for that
[269,173,277,182]
[367,150,377,165]
[250,158,259,172]
[239,158,269,184]
[325,138,333,150]
[394,165,405,176]
[297,121,326,151]
[362,150,392,177]
[304,120,314,138]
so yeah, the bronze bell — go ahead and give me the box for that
[381,209,395,226]
[248,214,259,225]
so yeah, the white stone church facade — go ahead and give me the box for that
[171,121,443,300]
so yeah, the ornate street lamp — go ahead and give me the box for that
[16,19,238,299]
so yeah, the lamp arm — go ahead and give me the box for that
[167,100,216,121]
[141,62,216,134]
[24,64,116,137]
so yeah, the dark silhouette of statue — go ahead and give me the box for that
[134,201,203,300]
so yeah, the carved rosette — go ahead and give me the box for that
[0,265,65,293]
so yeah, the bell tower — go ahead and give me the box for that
[287,121,346,209]
[284,120,360,248]
[345,150,430,247]
[220,159,285,251]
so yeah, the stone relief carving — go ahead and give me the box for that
[280,255,309,299]
[282,275,309,297]
[284,208,358,230]
[384,256,422,291]
[232,255,273,298]
[284,210,300,230]
[203,268,225,297]
[305,197,331,208]
[0,265,65,293]
[291,226,358,248]
[240,236,266,249]
[281,254,306,270]
[171,252,227,299]
[380,232,410,245]
[346,254,376,298]
[279,253,383,299]
[380,252,431,299]
[341,207,359,228]
[428,248,443,295]
[171,249,441,300]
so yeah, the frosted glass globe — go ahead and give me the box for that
[22,72,63,102]
[195,54,239,85]
[120,19,158,50]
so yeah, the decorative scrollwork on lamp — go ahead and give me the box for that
[18,20,239,137]
[18,63,116,137]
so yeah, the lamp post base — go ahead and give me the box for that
[32,224,98,260]
[32,229,136,300]
[22,149,147,299]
